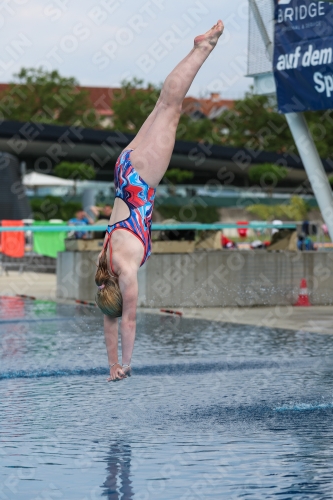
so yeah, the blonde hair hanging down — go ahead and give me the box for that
[95,245,123,317]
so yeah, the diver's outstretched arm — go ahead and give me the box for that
[104,316,125,381]
[118,268,138,367]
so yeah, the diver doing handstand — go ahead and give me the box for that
[95,20,224,382]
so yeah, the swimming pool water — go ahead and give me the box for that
[1,297,333,499]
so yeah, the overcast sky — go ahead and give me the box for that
[0,0,251,98]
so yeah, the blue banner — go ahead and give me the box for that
[274,0,333,113]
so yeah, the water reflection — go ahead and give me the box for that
[3,300,333,499]
[0,297,27,360]
[101,442,134,499]
[0,296,25,319]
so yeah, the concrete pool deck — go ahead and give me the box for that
[1,272,332,334]
[159,306,333,335]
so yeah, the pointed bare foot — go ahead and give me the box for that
[194,20,224,50]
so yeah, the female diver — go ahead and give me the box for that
[95,20,224,382]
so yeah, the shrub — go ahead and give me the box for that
[157,205,219,224]
[248,163,287,187]
[54,162,96,181]
[163,168,194,184]
[30,196,82,221]
[246,196,310,221]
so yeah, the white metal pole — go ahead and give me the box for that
[285,112,333,241]
[248,0,273,59]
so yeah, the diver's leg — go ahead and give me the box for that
[130,20,224,187]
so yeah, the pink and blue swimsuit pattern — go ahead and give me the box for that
[106,149,156,266]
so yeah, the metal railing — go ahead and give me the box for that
[0,223,298,232]
[0,221,330,275]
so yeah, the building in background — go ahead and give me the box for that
[182,92,235,120]
[0,84,235,128]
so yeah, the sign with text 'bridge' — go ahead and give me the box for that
[274,0,333,113]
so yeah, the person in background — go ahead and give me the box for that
[221,234,237,249]
[69,209,94,239]
[302,219,310,236]
[91,205,113,221]
[271,219,283,235]
[250,240,270,249]
[297,233,315,251]
[90,205,113,239]
[302,219,318,237]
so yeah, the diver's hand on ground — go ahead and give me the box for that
[107,363,126,382]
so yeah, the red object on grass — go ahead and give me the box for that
[294,278,311,307]
[236,221,249,238]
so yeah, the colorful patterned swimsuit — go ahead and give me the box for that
[105,149,156,271]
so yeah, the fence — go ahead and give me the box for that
[0,221,330,275]
[0,223,298,232]
[0,254,57,274]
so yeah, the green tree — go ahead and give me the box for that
[176,114,214,142]
[163,168,194,184]
[305,109,333,159]
[329,175,333,187]
[54,161,96,194]
[216,93,294,152]
[0,68,98,126]
[54,161,96,181]
[111,78,214,142]
[248,163,288,188]
[111,78,160,133]
[217,92,333,162]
